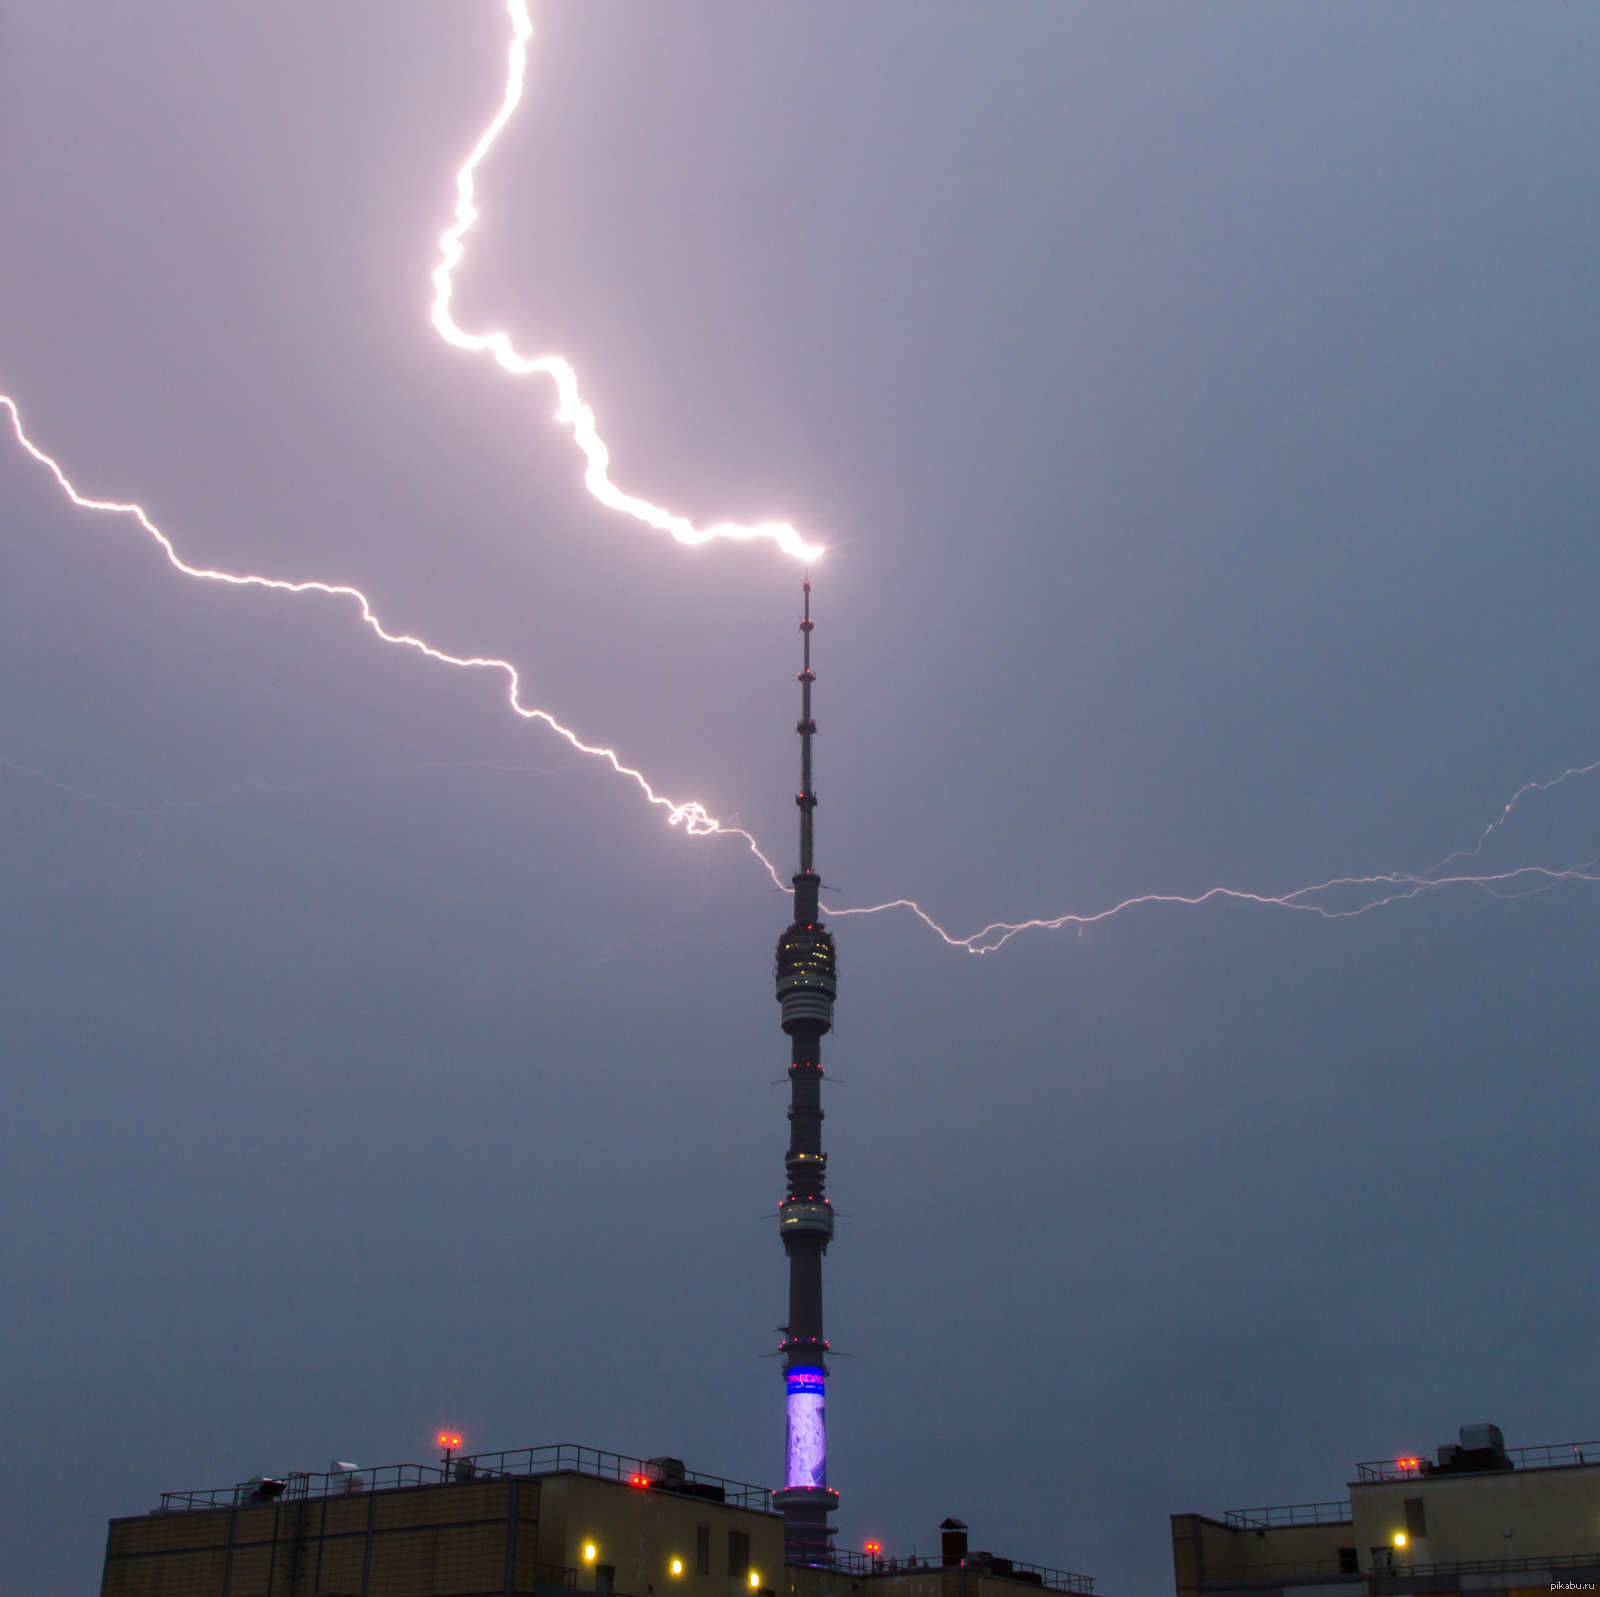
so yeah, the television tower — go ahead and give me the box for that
[770,579,840,1566]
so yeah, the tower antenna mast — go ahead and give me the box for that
[771,577,840,1565]
[798,578,816,877]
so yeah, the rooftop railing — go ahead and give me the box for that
[457,1445,772,1511]
[161,1464,445,1511]
[1356,1439,1600,1482]
[159,1443,773,1514]
[1222,1501,1352,1529]
[826,1550,1093,1594]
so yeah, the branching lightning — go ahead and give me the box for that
[0,395,787,893]
[5,0,1600,958]
[833,860,1600,955]
[838,749,1600,954]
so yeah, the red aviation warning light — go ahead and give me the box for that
[438,1432,463,1450]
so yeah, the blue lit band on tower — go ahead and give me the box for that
[771,579,840,1566]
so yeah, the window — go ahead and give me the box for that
[1338,1549,1358,1575]
[728,1532,750,1581]
[696,1526,711,1576]
[1404,1498,1428,1540]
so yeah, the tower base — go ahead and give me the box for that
[773,1485,839,1567]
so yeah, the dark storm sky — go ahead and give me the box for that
[3,4,1599,1592]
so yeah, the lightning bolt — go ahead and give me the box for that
[829,735,1600,952]
[832,860,1600,955]
[1421,758,1600,878]
[2,0,812,892]
[0,394,788,893]
[5,0,1600,960]
[431,0,821,563]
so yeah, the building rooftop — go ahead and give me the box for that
[1178,1422,1600,1597]
[140,1441,1098,1594]
[1354,1435,1600,1482]
[1217,1432,1600,1527]
[154,1441,776,1515]
[828,1551,1094,1595]
[1221,1502,1350,1529]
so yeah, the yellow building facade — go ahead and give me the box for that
[1172,1425,1600,1597]
[101,1452,783,1597]
[99,1448,1097,1597]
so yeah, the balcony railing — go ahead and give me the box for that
[1356,1439,1600,1482]
[1223,1502,1351,1529]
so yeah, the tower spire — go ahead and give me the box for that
[772,578,839,1566]
[797,576,817,884]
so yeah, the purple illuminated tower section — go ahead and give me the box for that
[771,580,840,1566]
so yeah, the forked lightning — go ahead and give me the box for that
[4,0,1597,954]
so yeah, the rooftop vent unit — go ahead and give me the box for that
[244,1478,285,1504]
[960,1551,1040,1584]
[1430,1422,1511,1475]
